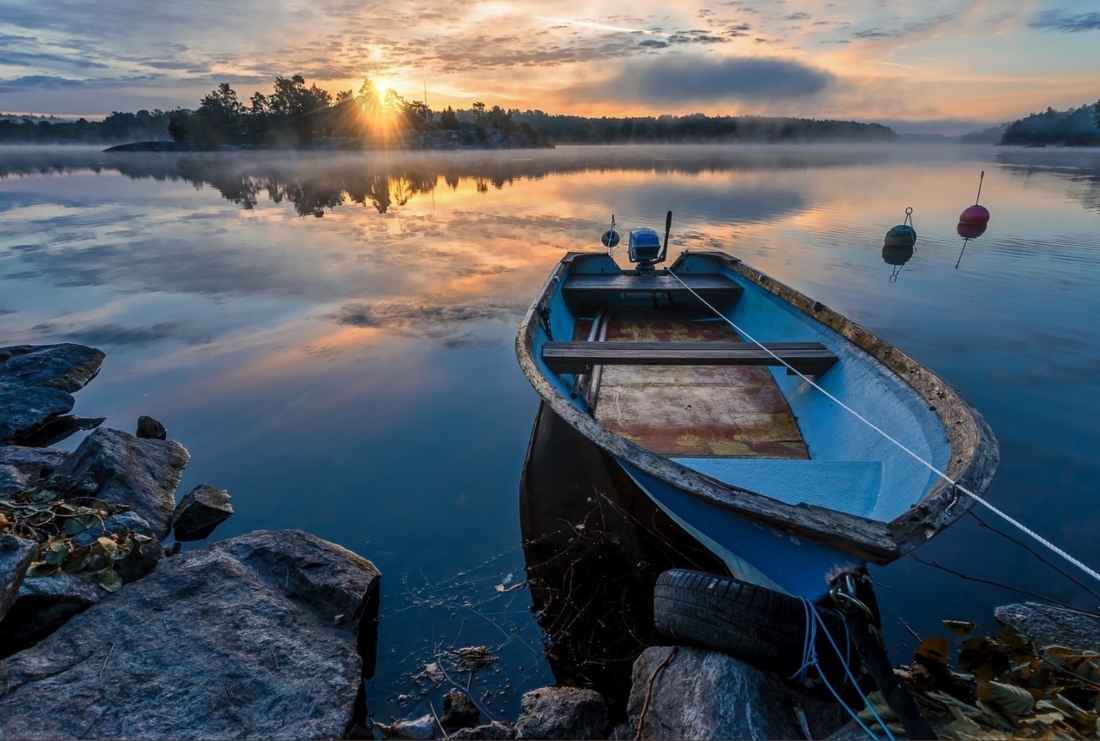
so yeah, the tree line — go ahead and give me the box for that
[994,101,1100,146]
[0,110,172,144]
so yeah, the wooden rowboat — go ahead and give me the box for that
[516,226,999,601]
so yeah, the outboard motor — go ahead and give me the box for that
[627,211,673,276]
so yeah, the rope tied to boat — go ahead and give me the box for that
[665,267,1100,588]
[788,599,894,740]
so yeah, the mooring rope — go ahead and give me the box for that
[787,599,894,740]
[665,267,1100,587]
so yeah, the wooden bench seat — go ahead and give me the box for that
[562,274,743,298]
[542,341,837,376]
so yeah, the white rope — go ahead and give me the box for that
[666,266,1100,586]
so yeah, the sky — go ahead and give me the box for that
[1,0,1098,135]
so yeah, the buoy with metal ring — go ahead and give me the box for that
[884,207,917,249]
[601,214,620,250]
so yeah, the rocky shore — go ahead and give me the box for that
[3,343,1099,740]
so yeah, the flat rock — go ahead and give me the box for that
[136,415,166,440]
[0,344,105,394]
[441,688,480,728]
[0,535,37,623]
[515,686,608,740]
[994,602,1100,651]
[0,384,75,446]
[0,345,105,446]
[0,529,381,740]
[15,414,105,448]
[0,571,102,660]
[171,484,233,541]
[44,427,189,539]
[627,646,847,740]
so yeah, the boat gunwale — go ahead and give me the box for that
[516,251,999,565]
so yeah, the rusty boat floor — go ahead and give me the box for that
[578,310,809,460]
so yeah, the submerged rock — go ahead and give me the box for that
[0,529,381,739]
[43,427,189,538]
[995,602,1100,651]
[450,721,517,740]
[441,688,480,728]
[515,686,608,740]
[171,484,233,541]
[626,646,847,740]
[0,344,105,446]
[135,415,166,440]
[0,535,37,623]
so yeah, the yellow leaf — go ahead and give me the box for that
[980,680,1036,718]
[945,620,977,636]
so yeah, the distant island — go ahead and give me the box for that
[2,75,898,150]
[962,100,1100,146]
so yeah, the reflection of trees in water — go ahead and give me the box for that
[996,150,1100,212]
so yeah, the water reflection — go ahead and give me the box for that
[519,402,725,710]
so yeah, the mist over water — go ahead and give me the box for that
[2,143,1099,721]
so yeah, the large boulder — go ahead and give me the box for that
[0,344,105,446]
[994,602,1100,651]
[0,535,37,623]
[0,529,381,740]
[515,687,608,740]
[43,428,189,539]
[627,646,847,740]
[0,446,69,496]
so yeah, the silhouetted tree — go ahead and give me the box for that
[439,106,459,130]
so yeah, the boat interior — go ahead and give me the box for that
[534,252,953,523]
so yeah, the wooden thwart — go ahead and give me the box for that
[543,341,837,376]
[563,274,743,297]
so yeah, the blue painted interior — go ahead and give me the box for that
[672,458,882,517]
[673,253,952,522]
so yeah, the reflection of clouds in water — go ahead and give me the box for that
[329,299,525,338]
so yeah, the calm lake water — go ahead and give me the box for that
[2,143,1099,722]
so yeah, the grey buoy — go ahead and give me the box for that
[884,207,916,249]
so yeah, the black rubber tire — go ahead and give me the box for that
[653,568,854,679]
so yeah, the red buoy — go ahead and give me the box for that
[959,170,990,224]
[959,204,990,225]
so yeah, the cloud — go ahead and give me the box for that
[59,322,207,347]
[329,300,524,337]
[574,55,832,105]
[1029,10,1100,32]
[0,74,164,94]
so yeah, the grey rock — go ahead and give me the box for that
[0,529,381,740]
[441,688,480,728]
[136,415,166,440]
[994,602,1100,651]
[450,721,516,740]
[71,512,164,583]
[0,572,102,659]
[44,427,189,539]
[0,384,74,445]
[0,344,105,393]
[0,535,37,623]
[15,414,104,448]
[0,446,69,483]
[627,646,847,740]
[825,719,875,739]
[0,344,105,446]
[171,484,233,541]
[515,686,608,740]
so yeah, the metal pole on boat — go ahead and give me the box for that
[659,210,672,264]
